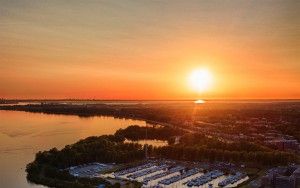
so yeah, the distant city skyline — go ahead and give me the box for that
[0,0,299,99]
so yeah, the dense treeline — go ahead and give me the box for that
[115,125,184,142]
[154,145,297,165]
[29,126,300,170]
[115,126,296,165]
[133,130,298,166]
[26,135,145,188]
[35,135,145,169]
[179,133,271,152]
[160,132,298,165]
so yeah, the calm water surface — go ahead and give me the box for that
[0,110,146,188]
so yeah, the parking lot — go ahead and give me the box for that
[110,160,249,188]
[68,162,114,178]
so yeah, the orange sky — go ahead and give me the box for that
[0,0,299,99]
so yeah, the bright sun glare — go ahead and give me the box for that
[188,69,213,93]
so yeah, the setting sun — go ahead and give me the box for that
[188,69,213,93]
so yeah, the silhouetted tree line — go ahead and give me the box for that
[26,134,145,188]
[34,135,145,169]
[179,133,271,152]
[115,125,184,142]
[139,130,298,166]
[152,144,297,166]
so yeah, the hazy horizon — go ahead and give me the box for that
[2,98,300,102]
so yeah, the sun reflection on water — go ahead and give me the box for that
[194,99,205,104]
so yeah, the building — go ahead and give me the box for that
[262,166,300,188]
[265,139,299,151]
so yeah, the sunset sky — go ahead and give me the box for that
[0,0,299,99]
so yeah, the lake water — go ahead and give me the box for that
[0,110,146,188]
[124,139,168,147]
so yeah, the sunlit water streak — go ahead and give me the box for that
[0,110,146,188]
